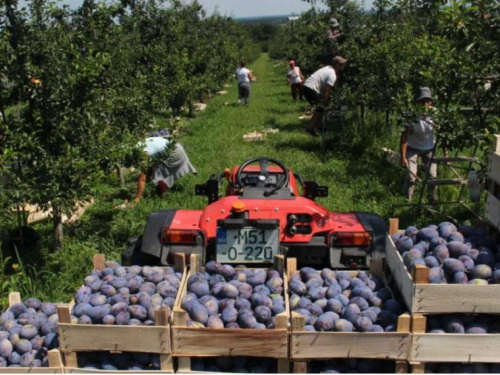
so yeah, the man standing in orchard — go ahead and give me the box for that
[236,61,253,105]
[400,87,447,203]
[302,55,348,136]
[287,60,304,101]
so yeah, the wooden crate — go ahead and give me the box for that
[63,352,173,373]
[409,314,500,363]
[58,254,187,373]
[1,292,64,373]
[386,218,500,314]
[171,254,290,359]
[287,258,411,361]
[292,359,409,373]
[176,357,290,373]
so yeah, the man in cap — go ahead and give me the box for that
[400,87,446,202]
[302,55,348,136]
[287,60,304,101]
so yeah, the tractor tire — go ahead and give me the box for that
[122,236,159,266]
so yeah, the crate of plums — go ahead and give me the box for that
[57,254,187,371]
[292,358,409,374]
[63,350,172,373]
[176,356,290,373]
[411,362,500,374]
[171,254,289,358]
[387,218,500,314]
[287,258,411,360]
[0,292,64,373]
[409,313,500,363]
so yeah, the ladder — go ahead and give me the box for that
[391,141,483,219]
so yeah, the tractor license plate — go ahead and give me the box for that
[216,227,279,263]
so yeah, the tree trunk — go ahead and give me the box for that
[53,207,64,251]
[360,104,366,125]
[386,109,391,128]
[116,166,125,185]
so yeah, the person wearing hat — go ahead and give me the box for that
[131,135,197,204]
[400,87,445,202]
[302,55,348,136]
[287,60,304,101]
[327,18,342,40]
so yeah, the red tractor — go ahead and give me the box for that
[123,157,387,268]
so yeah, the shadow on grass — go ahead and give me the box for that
[273,137,325,154]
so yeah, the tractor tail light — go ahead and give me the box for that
[333,232,371,246]
[162,229,199,244]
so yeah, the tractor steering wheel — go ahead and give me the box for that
[235,157,290,189]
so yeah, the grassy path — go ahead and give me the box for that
[179,53,402,213]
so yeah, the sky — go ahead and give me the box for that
[54,0,374,18]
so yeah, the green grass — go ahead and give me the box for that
[0,53,486,306]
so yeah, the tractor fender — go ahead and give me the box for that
[354,212,387,259]
[141,210,177,258]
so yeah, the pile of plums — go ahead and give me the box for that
[181,261,285,329]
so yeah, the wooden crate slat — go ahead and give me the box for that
[410,334,500,363]
[0,369,62,374]
[63,351,173,373]
[173,327,288,357]
[291,332,410,359]
[384,237,414,313]
[412,284,500,313]
[58,324,170,354]
[486,192,500,232]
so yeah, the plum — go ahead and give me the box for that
[188,281,210,298]
[15,339,32,354]
[350,297,369,311]
[447,241,469,258]
[355,317,373,332]
[238,313,257,329]
[395,236,413,253]
[335,319,354,332]
[254,306,272,323]
[89,294,107,306]
[471,264,492,280]
[289,280,307,296]
[0,339,13,357]
[443,258,465,276]
[344,304,361,324]
[20,325,38,340]
[417,227,439,242]
[221,307,238,324]
[424,256,440,268]
[189,303,209,324]
[443,316,465,333]
[453,271,468,284]
[115,312,131,325]
[206,316,224,329]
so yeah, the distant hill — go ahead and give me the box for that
[236,14,293,25]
